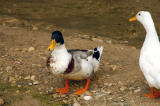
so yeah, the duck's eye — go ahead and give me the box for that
[138,13,141,16]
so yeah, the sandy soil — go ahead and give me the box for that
[0,25,160,106]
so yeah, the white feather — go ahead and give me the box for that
[136,11,160,89]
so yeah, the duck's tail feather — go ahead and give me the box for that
[93,46,103,61]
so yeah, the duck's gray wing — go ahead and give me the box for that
[68,49,93,59]
[67,49,94,72]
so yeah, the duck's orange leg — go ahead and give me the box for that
[56,78,70,95]
[144,87,160,98]
[74,78,90,95]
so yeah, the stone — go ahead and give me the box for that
[26,90,30,93]
[28,82,32,86]
[91,37,103,42]
[134,88,141,93]
[120,86,127,92]
[53,94,60,98]
[33,81,39,85]
[110,65,117,71]
[6,66,12,71]
[28,47,35,52]
[73,98,81,106]
[83,96,92,100]
[0,98,4,106]
[9,77,15,82]
[16,90,20,93]
[17,85,22,88]
[24,76,30,80]
[32,25,38,30]
[30,75,36,81]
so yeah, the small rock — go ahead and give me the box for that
[73,98,81,106]
[108,40,112,44]
[104,82,108,86]
[120,86,127,92]
[83,96,92,101]
[28,47,35,52]
[6,66,12,71]
[28,82,32,86]
[32,25,38,30]
[118,81,123,86]
[9,77,15,82]
[16,90,20,93]
[105,91,112,95]
[26,90,30,93]
[134,88,141,93]
[33,81,39,85]
[30,75,36,81]
[24,76,30,80]
[91,37,103,42]
[53,94,59,98]
[17,85,22,88]
[108,83,113,87]
[110,65,117,71]
[0,98,4,106]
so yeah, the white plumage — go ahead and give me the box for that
[130,11,160,98]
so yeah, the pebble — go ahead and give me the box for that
[110,65,117,71]
[32,25,38,30]
[9,77,15,82]
[73,98,81,106]
[28,47,35,52]
[53,94,59,98]
[91,37,103,42]
[0,98,4,106]
[16,90,20,93]
[6,66,12,71]
[107,40,112,44]
[120,86,127,92]
[26,90,30,93]
[83,96,92,101]
[17,85,22,88]
[108,83,113,87]
[30,75,36,81]
[28,82,33,86]
[24,76,30,80]
[33,81,39,85]
[134,88,141,93]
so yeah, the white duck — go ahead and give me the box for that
[47,31,103,95]
[130,11,160,98]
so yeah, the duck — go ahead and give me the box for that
[130,11,160,98]
[47,31,103,95]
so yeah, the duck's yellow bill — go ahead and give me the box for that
[129,16,137,22]
[48,40,56,51]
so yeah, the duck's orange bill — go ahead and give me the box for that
[129,16,137,22]
[48,40,56,51]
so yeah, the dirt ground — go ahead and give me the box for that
[1,25,160,106]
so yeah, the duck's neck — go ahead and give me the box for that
[142,17,159,46]
[52,44,68,55]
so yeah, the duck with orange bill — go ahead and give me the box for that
[47,31,103,95]
[130,11,160,98]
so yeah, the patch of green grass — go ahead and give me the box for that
[32,93,69,106]
[0,81,29,105]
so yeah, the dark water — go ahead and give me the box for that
[0,0,160,48]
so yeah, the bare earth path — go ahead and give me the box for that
[0,25,160,106]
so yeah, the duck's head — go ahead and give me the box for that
[129,11,152,25]
[48,31,64,51]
